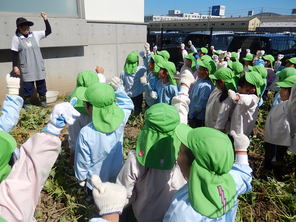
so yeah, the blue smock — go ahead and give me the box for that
[120,66,146,98]
[74,87,134,189]
[0,95,23,132]
[189,79,214,120]
[163,164,252,222]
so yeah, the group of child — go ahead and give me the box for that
[0,40,296,222]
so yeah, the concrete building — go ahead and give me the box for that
[148,17,261,32]
[256,15,296,32]
[0,0,146,101]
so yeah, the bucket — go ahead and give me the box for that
[46,91,59,103]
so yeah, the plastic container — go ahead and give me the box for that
[6,74,20,95]
[46,91,59,103]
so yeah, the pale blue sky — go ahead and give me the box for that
[145,0,296,17]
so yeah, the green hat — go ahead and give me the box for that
[124,51,139,74]
[0,131,17,182]
[136,103,181,170]
[197,59,216,74]
[243,54,254,62]
[157,50,170,61]
[245,71,264,97]
[276,75,296,88]
[213,50,222,55]
[227,60,233,69]
[200,47,208,54]
[209,68,237,90]
[231,52,238,60]
[200,54,212,61]
[0,216,7,222]
[175,125,236,218]
[248,65,268,78]
[71,71,99,115]
[185,53,197,71]
[276,67,296,81]
[263,54,275,63]
[157,60,177,85]
[287,57,296,65]
[150,54,165,75]
[76,83,124,133]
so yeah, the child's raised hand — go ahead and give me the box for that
[228,90,239,101]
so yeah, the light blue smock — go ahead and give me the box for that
[163,163,252,222]
[74,87,134,189]
[0,95,23,133]
[189,79,214,120]
[120,66,146,98]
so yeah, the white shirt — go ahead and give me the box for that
[230,94,259,136]
[97,73,106,83]
[264,101,291,146]
[11,31,45,52]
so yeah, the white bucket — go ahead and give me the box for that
[6,74,20,95]
[46,91,59,103]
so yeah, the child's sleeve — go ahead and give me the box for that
[193,84,212,115]
[115,87,134,111]
[288,83,296,136]
[116,150,146,202]
[229,164,253,196]
[0,95,23,133]
[165,85,179,104]
[0,133,61,222]
[237,94,258,107]
[74,132,91,183]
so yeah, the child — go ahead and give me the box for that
[68,71,99,153]
[264,75,296,179]
[205,67,236,131]
[243,54,254,72]
[263,54,275,90]
[285,57,296,68]
[116,103,186,222]
[274,54,284,72]
[188,59,215,128]
[120,51,146,113]
[180,53,196,78]
[95,66,106,83]
[228,71,264,136]
[145,60,179,104]
[74,80,134,189]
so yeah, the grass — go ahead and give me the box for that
[7,99,296,222]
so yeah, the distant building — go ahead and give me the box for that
[144,9,220,22]
[256,15,296,32]
[148,17,261,32]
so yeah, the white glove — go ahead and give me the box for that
[180,70,195,88]
[144,42,150,52]
[153,45,157,53]
[237,48,242,53]
[210,46,214,51]
[150,91,158,100]
[109,76,121,90]
[188,40,192,46]
[43,102,80,136]
[228,89,238,101]
[179,85,189,95]
[79,181,86,187]
[172,94,190,124]
[140,73,148,85]
[180,43,185,50]
[6,74,20,95]
[230,131,250,152]
[92,175,127,215]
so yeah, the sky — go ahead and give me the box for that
[145,0,296,17]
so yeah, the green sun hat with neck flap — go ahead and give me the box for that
[150,54,165,75]
[276,67,296,81]
[71,71,99,115]
[157,60,177,85]
[76,83,124,133]
[136,103,181,170]
[276,75,296,88]
[287,57,296,65]
[175,125,236,218]
[243,54,254,62]
[200,47,208,54]
[231,52,238,60]
[124,51,139,74]
[0,131,17,182]
[263,54,275,63]
[201,54,212,61]
[185,53,197,71]
[245,71,264,97]
[209,67,237,90]
[248,65,268,79]
[197,58,216,75]
[157,50,170,61]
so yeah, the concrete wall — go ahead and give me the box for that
[0,14,147,102]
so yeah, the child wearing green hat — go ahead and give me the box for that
[68,70,100,153]
[120,51,146,113]
[157,50,170,61]
[205,68,236,131]
[74,79,134,189]
[243,53,254,72]
[228,72,264,136]
[188,59,215,128]
[263,54,276,90]
[264,75,296,179]
[143,60,179,104]
[285,57,296,68]
[116,103,186,222]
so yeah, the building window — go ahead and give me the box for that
[203,23,206,26]
[241,23,246,25]
[221,23,225,25]
[211,23,215,26]
[195,24,199,26]
[231,23,235,25]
